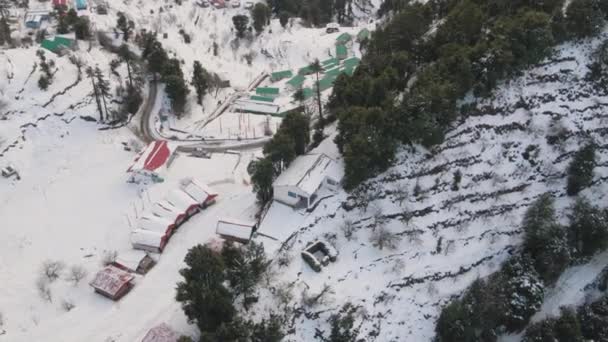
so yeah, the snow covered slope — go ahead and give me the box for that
[249,34,608,341]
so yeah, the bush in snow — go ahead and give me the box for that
[36,277,52,302]
[369,226,401,251]
[61,299,75,312]
[41,260,65,282]
[327,303,361,342]
[566,143,596,196]
[67,265,87,285]
[341,219,357,241]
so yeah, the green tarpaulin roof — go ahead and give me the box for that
[255,87,280,95]
[302,88,314,99]
[41,37,74,53]
[343,66,355,76]
[298,65,315,75]
[317,77,336,92]
[250,95,275,102]
[343,57,360,68]
[336,44,347,58]
[286,74,305,88]
[336,32,351,44]
[357,28,370,41]
[325,67,342,77]
[270,70,293,81]
[322,57,339,66]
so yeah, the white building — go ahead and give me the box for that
[272,153,343,209]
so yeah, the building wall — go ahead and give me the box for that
[273,185,308,207]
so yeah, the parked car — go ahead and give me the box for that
[1,165,17,178]
[232,0,240,8]
[325,23,339,33]
[244,1,253,9]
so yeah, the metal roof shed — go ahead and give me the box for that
[357,28,370,42]
[286,74,305,89]
[270,70,293,82]
[255,87,280,97]
[336,45,348,60]
[335,32,351,45]
[250,95,275,102]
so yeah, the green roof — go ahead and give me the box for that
[255,87,280,95]
[343,66,355,76]
[286,74,305,88]
[317,77,336,92]
[323,60,339,70]
[41,36,74,53]
[325,67,342,77]
[343,57,360,68]
[250,95,275,102]
[321,57,339,66]
[270,70,293,82]
[336,32,352,44]
[54,36,75,47]
[298,65,315,75]
[336,44,348,59]
[357,28,370,41]
[302,87,314,99]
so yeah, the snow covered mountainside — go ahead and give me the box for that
[249,34,608,341]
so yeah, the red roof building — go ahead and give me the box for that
[90,265,135,300]
[127,141,175,184]
[52,0,67,7]
[141,323,179,342]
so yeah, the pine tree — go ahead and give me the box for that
[309,59,324,123]
[74,17,91,40]
[94,67,111,121]
[118,44,134,89]
[176,245,235,334]
[86,66,103,122]
[568,197,608,257]
[279,11,289,28]
[164,74,190,116]
[232,15,249,39]
[191,61,209,105]
[567,143,596,196]
[116,12,134,42]
[250,157,274,204]
[252,3,270,33]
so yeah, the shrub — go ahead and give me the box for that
[566,143,596,196]
[568,197,608,257]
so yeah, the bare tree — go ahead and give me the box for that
[340,219,356,241]
[370,227,401,251]
[393,182,409,206]
[370,203,384,229]
[36,277,52,302]
[67,265,87,285]
[41,260,65,282]
[61,299,75,312]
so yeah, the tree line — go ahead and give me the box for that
[329,0,608,189]
[435,193,608,341]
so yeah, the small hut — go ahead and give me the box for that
[113,250,156,275]
[180,179,218,208]
[130,229,169,253]
[90,265,135,300]
[215,218,256,244]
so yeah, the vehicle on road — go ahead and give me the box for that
[244,1,253,9]
[1,164,17,178]
[232,0,240,8]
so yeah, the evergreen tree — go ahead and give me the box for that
[279,111,310,155]
[328,303,360,342]
[191,61,209,105]
[250,157,274,204]
[94,67,111,121]
[566,0,604,38]
[567,143,596,196]
[38,75,49,90]
[568,197,608,257]
[116,12,134,41]
[309,59,324,122]
[223,242,267,306]
[73,17,91,40]
[263,132,296,173]
[164,74,190,116]
[146,41,168,80]
[279,11,289,28]
[252,2,270,34]
[117,44,135,89]
[86,66,103,122]
[232,15,249,39]
[176,245,235,334]
[56,15,69,34]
